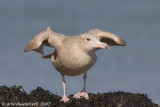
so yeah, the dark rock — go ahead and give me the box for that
[0,85,158,107]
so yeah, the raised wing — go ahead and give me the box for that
[89,29,126,46]
[24,27,59,55]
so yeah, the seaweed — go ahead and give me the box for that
[0,85,158,107]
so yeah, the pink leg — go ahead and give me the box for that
[73,72,89,99]
[60,75,70,103]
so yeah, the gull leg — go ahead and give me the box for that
[73,72,89,99]
[60,75,69,103]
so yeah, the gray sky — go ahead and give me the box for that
[0,0,160,105]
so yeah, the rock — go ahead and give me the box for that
[0,85,158,107]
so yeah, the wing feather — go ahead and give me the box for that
[89,29,126,46]
[24,27,56,55]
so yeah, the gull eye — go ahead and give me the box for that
[86,38,91,41]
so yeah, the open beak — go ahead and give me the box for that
[96,42,110,50]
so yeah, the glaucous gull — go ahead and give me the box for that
[24,27,126,102]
